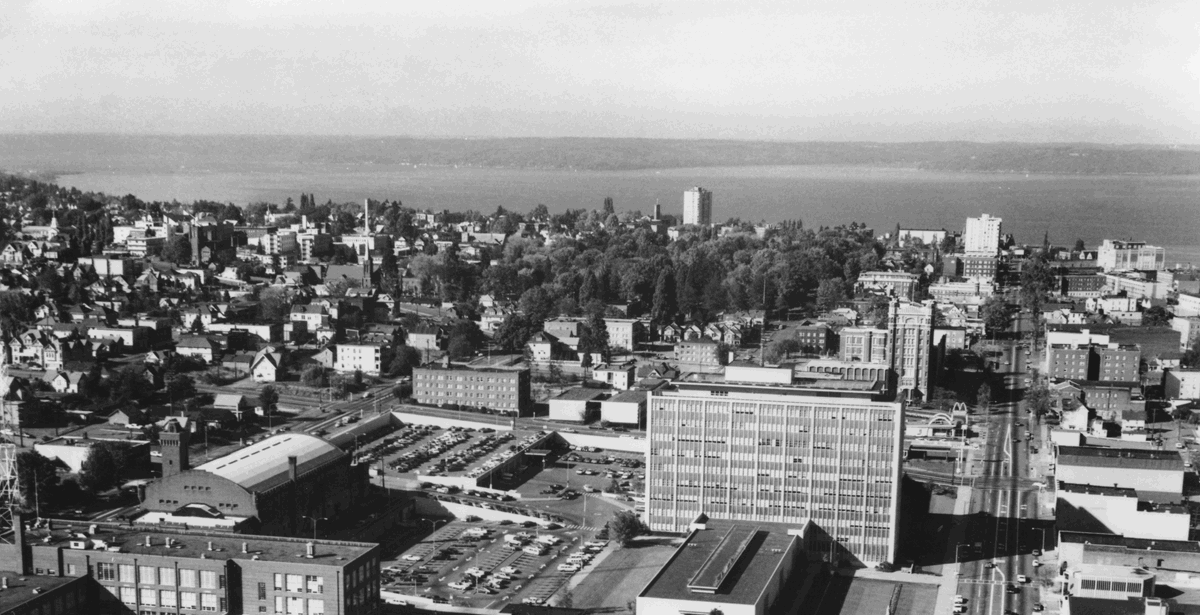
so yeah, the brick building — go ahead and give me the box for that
[411,363,530,415]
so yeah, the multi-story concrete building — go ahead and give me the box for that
[683,187,713,226]
[886,300,934,399]
[838,327,888,364]
[646,368,904,566]
[961,255,998,282]
[1060,273,1107,297]
[963,214,1002,255]
[412,363,531,415]
[1165,369,1200,400]
[604,318,642,353]
[14,520,380,615]
[1048,343,1141,383]
[674,338,724,367]
[854,271,920,300]
[334,342,390,375]
[1098,240,1165,272]
[793,323,833,355]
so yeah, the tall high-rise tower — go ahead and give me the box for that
[683,187,712,226]
[887,299,934,400]
[159,418,190,478]
[963,214,1002,255]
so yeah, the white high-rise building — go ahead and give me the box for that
[963,214,1002,255]
[683,187,712,226]
[1097,240,1165,272]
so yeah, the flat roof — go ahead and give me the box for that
[1060,597,1151,615]
[639,521,799,605]
[194,433,344,492]
[1060,531,1200,554]
[606,390,647,404]
[552,388,608,402]
[1057,445,1184,472]
[1058,482,1137,498]
[0,574,82,611]
[28,520,376,565]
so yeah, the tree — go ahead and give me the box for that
[1144,305,1173,327]
[160,236,192,264]
[1173,405,1192,438]
[301,365,329,387]
[981,296,1010,338]
[79,444,120,493]
[816,278,847,312]
[1074,238,1085,252]
[388,345,423,376]
[977,383,992,411]
[1025,382,1051,418]
[518,286,556,324]
[447,320,485,360]
[607,510,646,547]
[493,314,535,354]
[167,374,196,401]
[259,385,279,417]
[16,450,59,511]
[258,287,291,321]
[649,268,676,323]
[1019,255,1055,315]
[579,312,610,361]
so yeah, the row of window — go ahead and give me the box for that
[96,564,223,589]
[107,586,224,612]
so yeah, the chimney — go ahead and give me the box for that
[207,541,213,551]
[1,577,7,589]
[241,542,248,554]
[305,542,315,559]
[288,456,298,481]
[145,536,152,547]
[166,537,173,548]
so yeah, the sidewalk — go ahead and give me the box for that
[930,485,977,615]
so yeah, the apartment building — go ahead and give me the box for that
[334,342,390,375]
[886,300,934,399]
[838,328,888,364]
[963,214,1002,255]
[683,187,713,226]
[1047,343,1141,383]
[855,271,919,300]
[412,363,531,415]
[646,368,904,566]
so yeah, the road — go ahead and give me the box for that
[955,317,1045,615]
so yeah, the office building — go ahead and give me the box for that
[854,271,920,300]
[1047,343,1141,383]
[683,187,713,226]
[1165,369,1200,400]
[646,368,904,566]
[961,255,998,282]
[963,214,1002,255]
[636,520,805,615]
[18,520,380,615]
[886,300,934,399]
[838,328,888,364]
[1098,240,1165,272]
[412,363,531,415]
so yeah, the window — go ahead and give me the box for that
[288,596,305,614]
[274,573,284,591]
[119,564,136,583]
[160,567,176,586]
[140,566,157,585]
[305,575,323,593]
[140,588,157,606]
[181,591,198,609]
[97,563,116,581]
[180,569,197,588]
[286,574,303,593]
[120,586,137,605]
[258,582,267,600]
[307,598,325,614]
[201,593,219,611]
[275,596,286,614]
[160,590,177,608]
[65,563,77,576]
[200,570,218,589]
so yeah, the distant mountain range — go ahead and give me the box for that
[2,134,1199,175]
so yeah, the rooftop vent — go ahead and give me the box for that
[305,542,315,559]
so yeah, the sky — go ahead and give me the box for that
[1,0,1197,142]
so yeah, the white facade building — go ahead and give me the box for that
[1097,240,1165,272]
[683,187,713,226]
[963,214,1002,255]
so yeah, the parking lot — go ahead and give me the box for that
[382,520,613,608]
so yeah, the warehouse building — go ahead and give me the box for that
[142,429,369,536]
[1055,446,1184,497]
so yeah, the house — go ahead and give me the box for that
[108,408,147,426]
[290,303,330,329]
[50,371,87,394]
[407,325,444,352]
[212,393,249,420]
[592,363,636,390]
[250,347,284,383]
[656,322,682,343]
[312,347,336,369]
[175,335,221,363]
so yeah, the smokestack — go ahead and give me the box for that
[241,542,248,554]
[305,542,315,559]
[145,536,152,547]
[364,199,370,233]
[288,456,298,481]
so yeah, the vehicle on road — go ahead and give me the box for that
[1017,574,1029,583]
[402,555,421,561]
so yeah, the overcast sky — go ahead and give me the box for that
[2,0,1197,142]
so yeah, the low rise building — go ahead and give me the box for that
[334,342,390,375]
[855,270,920,300]
[592,363,636,390]
[600,390,646,426]
[548,387,607,422]
[1057,482,1190,541]
[1165,369,1200,400]
[674,338,724,367]
[636,520,805,615]
[1056,446,1184,497]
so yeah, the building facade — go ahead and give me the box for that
[646,375,904,566]
[411,365,531,415]
[683,187,713,226]
[963,214,1002,255]
[1098,240,1165,272]
[886,300,934,400]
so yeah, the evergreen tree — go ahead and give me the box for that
[650,268,677,323]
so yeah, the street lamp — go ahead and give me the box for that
[302,515,328,541]
[1035,526,1047,554]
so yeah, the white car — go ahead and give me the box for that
[557,564,581,572]
[499,566,519,575]
[1032,559,1041,567]
[401,555,421,562]
[448,581,472,591]
[1017,574,1030,583]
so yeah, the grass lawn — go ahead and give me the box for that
[569,538,678,611]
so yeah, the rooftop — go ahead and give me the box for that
[552,388,608,402]
[607,390,647,404]
[26,520,376,565]
[1057,445,1184,472]
[1058,482,1136,498]
[1060,597,1152,615]
[194,433,344,492]
[1060,531,1200,554]
[0,573,83,612]
[639,521,799,605]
